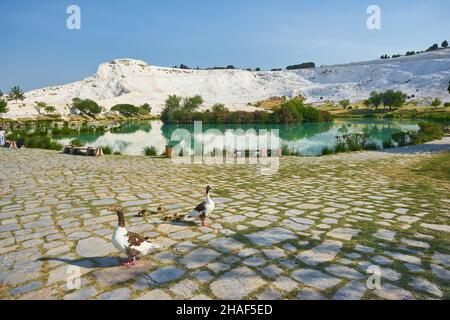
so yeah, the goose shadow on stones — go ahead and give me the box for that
[36,256,125,269]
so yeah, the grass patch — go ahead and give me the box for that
[101,146,112,155]
[143,146,158,156]
[412,152,450,182]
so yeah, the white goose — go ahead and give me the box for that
[109,205,159,267]
[189,186,215,226]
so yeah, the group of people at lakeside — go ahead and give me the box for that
[0,125,25,149]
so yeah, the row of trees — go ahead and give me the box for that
[173,64,244,71]
[380,40,448,60]
[363,90,407,109]
[426,40,448,52]
[161,95,331,124]
[171,63,318,72]
[286,62,316,70]
[69,99,154,117]
[111,103,152,116]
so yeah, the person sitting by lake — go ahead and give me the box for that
[0,126,6,146]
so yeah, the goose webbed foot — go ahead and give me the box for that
[122,257,137,268]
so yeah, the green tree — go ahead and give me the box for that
[161,95,182,123]
[71,98,102,117]
[182,95,203,112]
[34,101,56,114]
[0,90,3,98]
[382,90,407,109]
[339,99,351,109]
[442,40,448,48]
[8,86,25,102]
[431,98,442,107]
[211,103,229,113]
[0,99,8,113]
[165,95,182,110]
[44,105,57,114]
[35,101,47,114]
[426,43,439,52]
[139,103,152,115]
[365,91,383,109]
[111,104,140,116]
[448,81,450,94]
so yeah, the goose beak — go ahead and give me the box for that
[107,205,123,212]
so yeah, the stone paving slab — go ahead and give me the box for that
[0,147,449,300]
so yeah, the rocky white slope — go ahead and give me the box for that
[5,49,450,117]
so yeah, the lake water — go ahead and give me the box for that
[55,119,420,156]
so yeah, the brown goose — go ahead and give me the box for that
[189,186,215,226]
[108,205,159,268]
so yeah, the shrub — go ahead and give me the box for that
[139,103,152,115]
[431,98,442,107]
[339,99,351,109]
[161,96,332,124]
[335,133,368,151]
[382,140,394,149]
[281,145,290,156]
[71,98,102,117]
[363,142,379,151]
[70,139,85,147]
[388,123,444,147]
[35,102,56,115]
[24,135,62,150]
[143,146,158,156]
[321,147,334,156]
[444,102,450,108]
[392,131,411,146]
[411,122,444,144]
[335,142,347,153]
[0,99,8,113]
[111,104,140,116]
[113,151,122,155]
[101,146,112,155]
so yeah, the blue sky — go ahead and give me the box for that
[1,0,449,92]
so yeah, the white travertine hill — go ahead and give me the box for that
[6,49,450,117]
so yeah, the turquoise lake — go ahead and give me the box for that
[55,119,420,156]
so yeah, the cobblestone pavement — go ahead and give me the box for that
[0,143,449,300]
